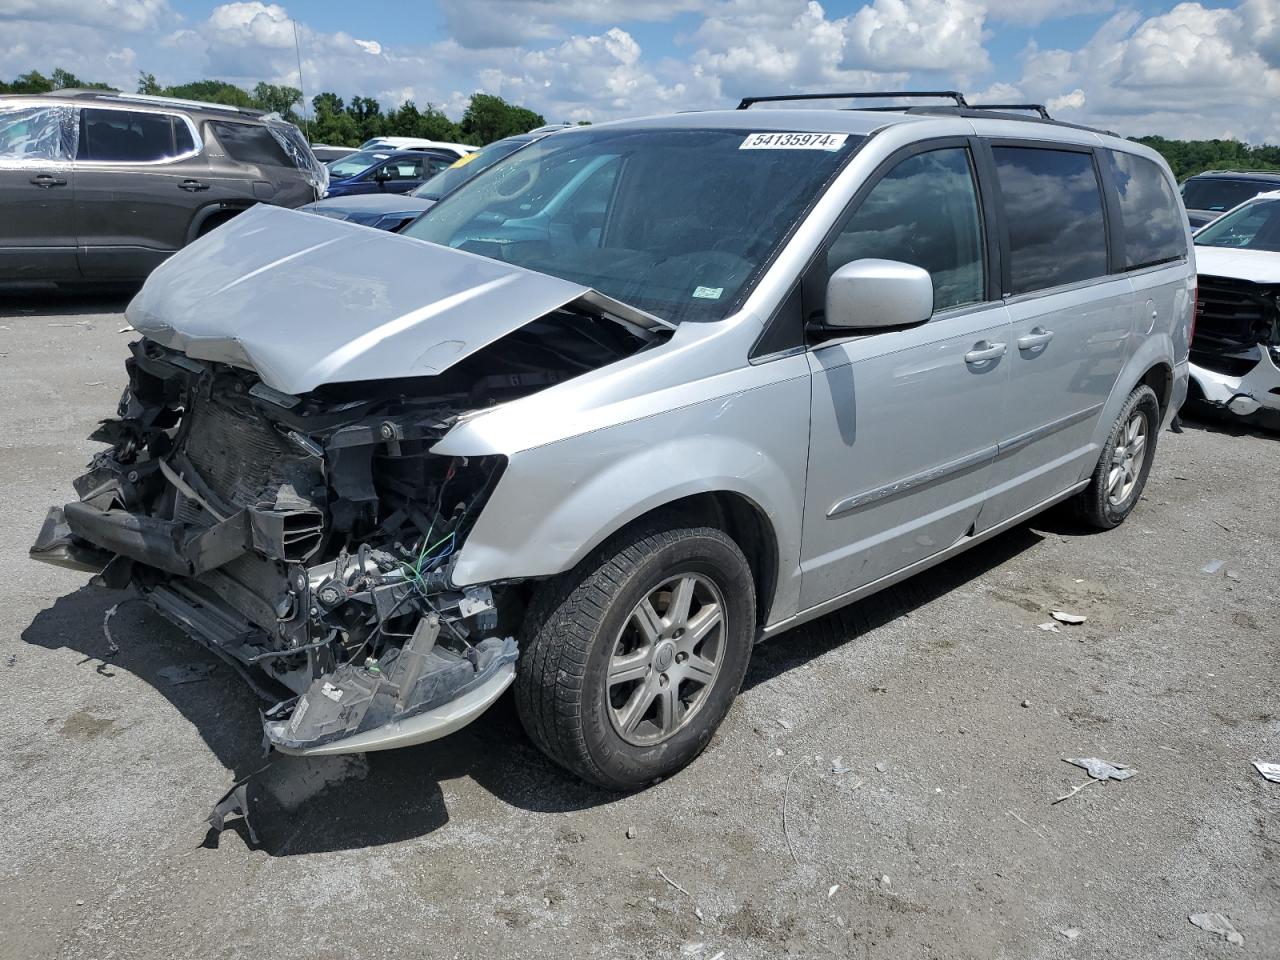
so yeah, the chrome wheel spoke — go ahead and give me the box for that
[665,576,697,629]
[608,648,650,686]
[1107,465,1124,496]
[617,678,657,734]
[678,604,722,652]
[682,653,717,686]
[632,597,664,645]
[656,686,680,733]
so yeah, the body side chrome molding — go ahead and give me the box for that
[767,478,1092,640]
[827,402,1104,518]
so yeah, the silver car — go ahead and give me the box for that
[32,97,1194,790]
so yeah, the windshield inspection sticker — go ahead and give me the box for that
[692,286,723,300]
[740,132,848,151]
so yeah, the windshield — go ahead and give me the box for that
[1182,177,1277,213]
[411,138,530,199]
[329,150,390,178]
[401,127,860,322]
[1194,196,1280,252]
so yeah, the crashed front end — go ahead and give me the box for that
[32,339,516,754]
[30,204,666,756]
[1190,275,1280,419]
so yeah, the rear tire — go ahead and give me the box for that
[515,521,755,791]
[1074,384,1160,529]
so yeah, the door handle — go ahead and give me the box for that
[29,174,67,188]
[178,179,210,191]
[1016,327,1054,351]
[964,341,1007,364]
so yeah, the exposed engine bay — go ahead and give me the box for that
[1190,275,1280,418]
[31,305,658,755]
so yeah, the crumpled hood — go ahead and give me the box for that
[1194,244,1280,285]
[127,205,665,395]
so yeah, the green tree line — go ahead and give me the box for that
[2,67,546,147]
[7,67,1279,170]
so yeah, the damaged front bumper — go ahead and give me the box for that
[1190,275,1280,418]
[31,338,522,755]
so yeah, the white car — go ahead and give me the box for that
[357,136,477,159]
[1189,190,1280,421]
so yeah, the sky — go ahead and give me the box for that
[1,0,1278,142]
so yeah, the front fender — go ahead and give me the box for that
[446,371,812,625]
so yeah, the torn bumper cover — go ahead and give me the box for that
[1190,275,1280,417]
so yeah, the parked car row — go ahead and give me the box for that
[0,89,326,282]
[32,94,1201,791]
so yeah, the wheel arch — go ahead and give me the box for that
[184,202,256,245]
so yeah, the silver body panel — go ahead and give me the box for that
[117,108,1193,638]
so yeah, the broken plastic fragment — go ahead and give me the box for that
[207,781,258,846]
[1037,622,1061,633]
[157,663,214,685]
[1201,559,1226,575]
[1189,912,1244,946]
[1051,610,1087,625]
[1064,757,1135,781]
[1252,761,1280,784]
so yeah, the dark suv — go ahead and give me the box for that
[1180,170,1280,229]
[0,90,325,282]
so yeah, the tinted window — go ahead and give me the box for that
[80,108,188,162]
[1182,177,1278,213]
[209,120,290,166]
[993,147,1107,295]
[412,138,529,199]
[1106,151,1186,270]
[1194,196,1280,252]
[329,150,391,178]
[403,127,860,323]
[826,147,985,312]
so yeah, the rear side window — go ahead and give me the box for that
[80,108,192,163]
[826,147,986,312]
[1181,177,1276,213]
[1105,151,1186,270]
[209,120,290,166]
[992,146,1108,295]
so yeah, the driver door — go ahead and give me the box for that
[799,142,1012,611]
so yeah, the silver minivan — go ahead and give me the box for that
[33,94,1193,790]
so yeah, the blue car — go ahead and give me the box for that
[301,129,568,231]
[321,148,457,199]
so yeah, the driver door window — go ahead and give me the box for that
[826,147,986,313]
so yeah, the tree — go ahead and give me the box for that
[50,67,113,91]
[7,70,54,93]
[137,72,161,95]
[251,81,301,120]
[459,93,545,145]
[162,80,254,108]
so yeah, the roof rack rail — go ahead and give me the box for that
[968,103,1052,120]
[55,89,262,116]
[737,90,969,110]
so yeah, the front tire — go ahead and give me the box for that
[1074,384,1160,529]
[515,522,756,791]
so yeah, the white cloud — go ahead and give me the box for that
[0,0,171,32]
[353,38,382,56]
[846,0,990,74]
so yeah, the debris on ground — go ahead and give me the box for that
[1037,622,1061,633]
[5,654,14,667]
[1051,779,1099,805]
[156,663,215,685]
[1065,758,1136,781]
[1201,559,1226,575]
[1059,927,1081,940]
[625,826,638,839]
[206,781,258,846]
[828,884,840,898]
[878,875,891,887]
[1021,699,1032,708]
[830,757,851,775]
[875,761,887,773]
[101,604,120,655]
[1252,761,1280,784]
[1224,568,1241,581]
[1189,912,1244,946]
[776,719,793,731]
[1051,610,1088,625]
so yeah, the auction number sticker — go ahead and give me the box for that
[740,132,848,151]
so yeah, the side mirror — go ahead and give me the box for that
[823,259,934,331]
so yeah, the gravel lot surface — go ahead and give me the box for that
[1,289,1277,960]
